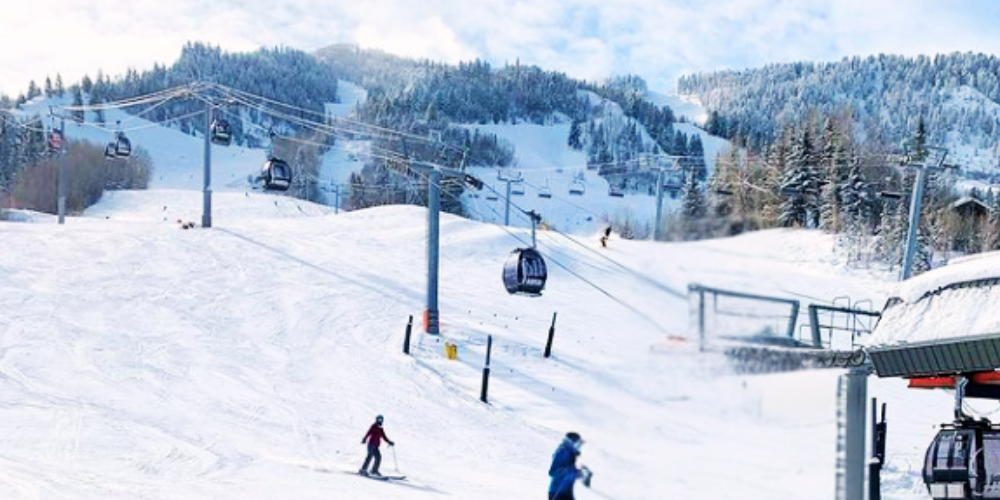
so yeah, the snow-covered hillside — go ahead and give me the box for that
[0,187,972,500]
[940,85,1000,177]
[461,93,730,234]
[14,81,371,195]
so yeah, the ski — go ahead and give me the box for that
[357,472,406,481]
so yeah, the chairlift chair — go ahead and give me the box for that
[664,171,684,194]
[569,179,585,196]
[210,119,233,146]
[485,184,499,201]
[609,184,625,198]
[538,179,552,199]
[261,157,292,191]
[511,182,525,196]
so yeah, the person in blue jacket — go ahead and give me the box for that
[548,432,590,500]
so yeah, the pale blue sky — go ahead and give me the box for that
[2,0,1000,96]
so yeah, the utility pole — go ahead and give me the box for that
[426,168,441,334]
[418,164,485,334]
[498,170,522,226]
[900,166,927,280]
[653,168,665,241]
[202,103,212,229]
[505,180,511,225]
[57,116,66,225]
[900,147,950,281]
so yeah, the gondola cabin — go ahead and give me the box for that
[110,132,131,158]
[48,129,64,153]
[211,119,233,146]
[924,420,1000,499]
[502,248,547,296]
[261,158,292,191]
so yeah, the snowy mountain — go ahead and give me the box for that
[679,53,1000,182]
[0,184,965,500]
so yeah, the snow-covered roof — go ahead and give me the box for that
[868,251,1000,346]
[951,196,989,211]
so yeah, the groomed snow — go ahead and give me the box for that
[0,186,968,500]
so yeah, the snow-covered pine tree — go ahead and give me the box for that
[990,191,1000,251]
[688,134,708,182]
[681,172,707,239]
[71,87,84,123]
[913,116,927,163]
[568,118,583,150]
[779,128,811,227]
[708,146,736,218]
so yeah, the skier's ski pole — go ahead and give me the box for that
[392,446,399,472]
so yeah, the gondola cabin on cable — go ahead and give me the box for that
[260,157,292,191]
[502,247,547,296]
[48,129,64,153]
[105,131,131,159]
[210,119,233,146]
[923,419,1000,500]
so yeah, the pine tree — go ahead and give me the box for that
[44,77,53,98]
[681,172,707,220]
[709,146,736,218]
[26,80,40,100]
[914,116,927,163]
[779,129,809,227]
[991,191,1000,251]
[81,75,93,94]
[71,86,84,123]
[567,118,583,150]
[93,95,105,126]
[688,135,708,182]
[55,74,64,97]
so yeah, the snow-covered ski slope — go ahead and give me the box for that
[15,81,731,235]
[0,187,973,500]
[462,94,729,234]
[15,81,370,195]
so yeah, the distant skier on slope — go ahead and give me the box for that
[600,227,611,248]
[359,415,394,477]
[548,432,592,500]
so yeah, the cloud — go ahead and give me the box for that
[1,0,999,96]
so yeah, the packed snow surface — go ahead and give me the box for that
[0,187,975,500]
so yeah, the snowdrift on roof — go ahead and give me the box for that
[868,251,1000,346]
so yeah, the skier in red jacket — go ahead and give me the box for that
[359,415,394,476]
